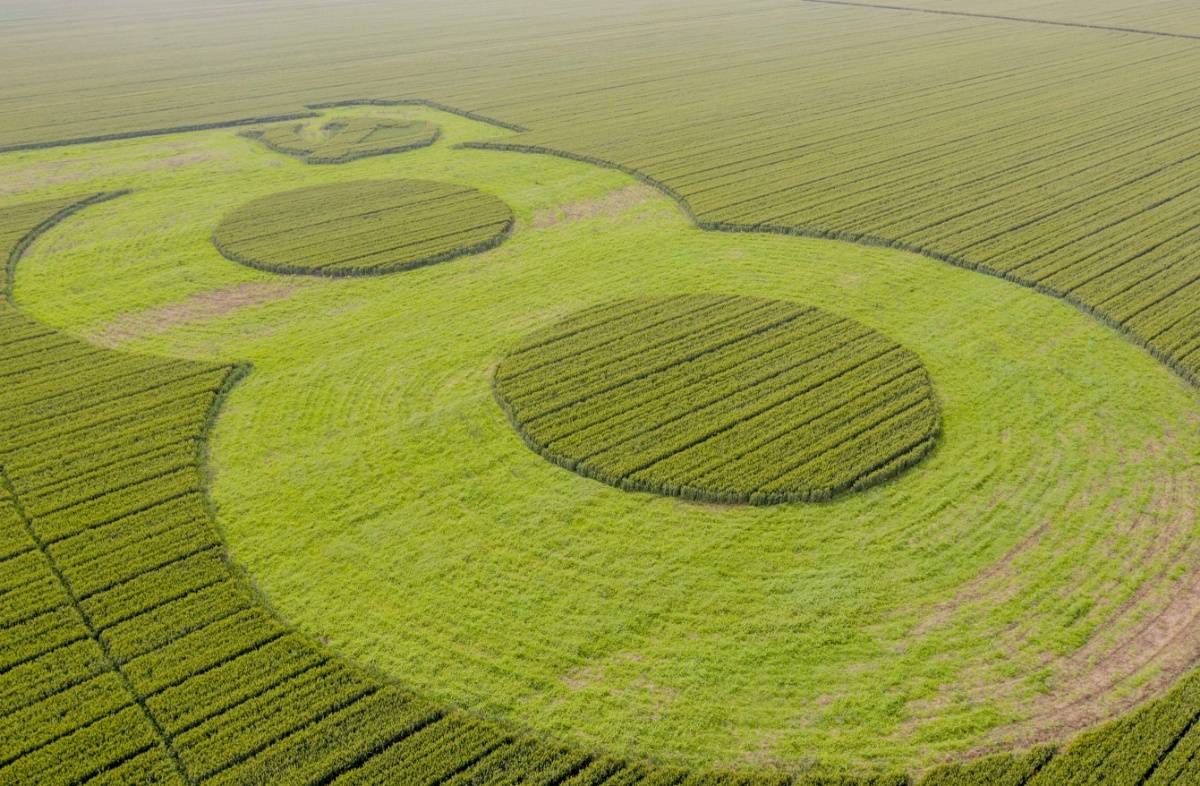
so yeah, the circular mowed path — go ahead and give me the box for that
[494,294,939,504]
[213,178,513,276]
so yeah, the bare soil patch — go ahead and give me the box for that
[94,280,303,347]
[532,184,657,228]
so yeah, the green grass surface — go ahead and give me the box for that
[494,294,939,504]
[212,178,513,276]
[6,105,1200,775]
[242,117,438,164]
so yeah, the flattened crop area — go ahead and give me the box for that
[495,294,938,504]
[212,179,513,276]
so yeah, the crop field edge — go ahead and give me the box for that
[0,99,525,156]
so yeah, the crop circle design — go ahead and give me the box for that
[495,294,940,504]
[242,117,439,163]
[213,179,513,276]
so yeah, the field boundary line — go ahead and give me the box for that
[3,191,128,301]
[795,0,1200,41]
[0,99,523,158]
[303,98,529,133]
[0,115,318,155]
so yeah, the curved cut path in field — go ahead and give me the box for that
[4,105,1200,784]
[0,195,668,786]
[794,0,1200,41]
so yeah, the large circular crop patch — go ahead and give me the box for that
[213,179,513,276]
[494,294,939,504]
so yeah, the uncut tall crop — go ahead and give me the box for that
[494,294,939,504]
[2,3,1200,385]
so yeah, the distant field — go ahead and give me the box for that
[4,105,1199,780]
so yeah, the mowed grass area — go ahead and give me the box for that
[6,106,1200,774]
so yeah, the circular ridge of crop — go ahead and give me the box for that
[494,294,940,505]
[242,116,440,163]
[212,178,513,277]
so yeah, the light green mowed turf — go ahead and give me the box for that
[6,106,1200,774]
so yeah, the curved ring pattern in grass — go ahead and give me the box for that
[212,178,513,277]
[494,294,940,504]
[241,116,439,164]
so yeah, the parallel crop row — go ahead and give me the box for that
[494,294,940,504]
[211,178,514,277]
[241,116,439,164]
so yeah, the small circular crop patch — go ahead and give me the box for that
[495,294,939,504]
[242,117,439,163]
[213,179,513,276]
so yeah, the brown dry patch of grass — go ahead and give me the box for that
[531,184,657,228]
[964,467,1200,755]
[148,151,215,171]
[558,651,675,722]
[894,434,1200,758]
[560,650,644,691]
[737,729,788,770]
[1020,474,1200,717]
[93,280,304,348]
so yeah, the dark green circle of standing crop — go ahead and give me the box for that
[494,294,940,504]
[213,179,513,277]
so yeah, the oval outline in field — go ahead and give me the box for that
[493,293,941,505]
[211,177,514,277]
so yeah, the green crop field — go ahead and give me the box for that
[3,2,1200,785]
